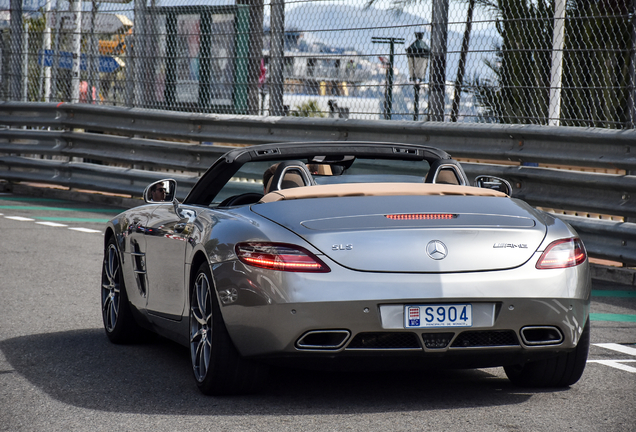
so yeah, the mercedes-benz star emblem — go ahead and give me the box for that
[426,240,448,260]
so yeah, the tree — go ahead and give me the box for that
[560,0,632,128]
[470,0,553,124]
[290,100,326,117]
[472,0,632,128]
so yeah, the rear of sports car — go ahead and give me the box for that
[215,191,591,387]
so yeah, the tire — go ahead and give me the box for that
[190,262,268,395]
[101,236,142,344]
[504,319,590,388]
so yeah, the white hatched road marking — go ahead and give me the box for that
[589,343,636,374]
[4,214,101,233]
[594,343,636,357]
[36,221,68,227]
[5,216,35,221]
[587,360,636,373]
[68,227,102,233]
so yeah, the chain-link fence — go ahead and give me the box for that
[1,0,634,127]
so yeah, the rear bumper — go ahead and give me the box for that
[212,258,591,363]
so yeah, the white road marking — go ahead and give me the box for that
[5,216,35,221]
[36,221,68,227]
[587,360,636,373]
[588,344,636,373]
[68,227,101,233]
[594,343,636,357]
[3,212,103,233]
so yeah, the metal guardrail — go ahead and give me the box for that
[0,129,226,172]
[461,163,636,219]
[0,102,634,266]
[559,216,636,265]
[0,155,199,200]
[1,103,635,170]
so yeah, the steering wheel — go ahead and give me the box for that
[218,192,264,207]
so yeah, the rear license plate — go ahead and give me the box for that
[405,304,473,328]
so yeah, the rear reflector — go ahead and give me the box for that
[385,213,457,220]
[536,238,587,269]
[235,242,330,273]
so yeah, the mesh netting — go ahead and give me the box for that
[1,0,634,127]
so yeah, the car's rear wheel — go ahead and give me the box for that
[504,319,590,388]
[101,237,141,344]
[189,262,268,395]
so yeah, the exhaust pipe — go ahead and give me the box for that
[296,330,350,350]
[521,326,563,346]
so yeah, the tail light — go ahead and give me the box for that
[536,238,587,269]
[235,242,330,273]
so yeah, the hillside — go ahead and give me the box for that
[269,3,500,83]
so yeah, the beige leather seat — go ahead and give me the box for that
[435,168,460,185]
[264,171,306,194]
[264,161,315,194]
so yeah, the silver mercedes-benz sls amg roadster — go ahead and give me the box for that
[101,141,591,395]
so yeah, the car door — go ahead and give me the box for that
[143,203,196,320]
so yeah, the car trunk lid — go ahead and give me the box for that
[251,195,546,272]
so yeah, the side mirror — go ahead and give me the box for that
[143,179,177,203]
[474,175,512,196]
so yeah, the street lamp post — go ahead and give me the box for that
[406,32,430,121]
[372,36,404,120]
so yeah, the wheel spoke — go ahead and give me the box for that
[191,291,206,322]
[102,293,118,331]
[202,337,211,374]
[197,277,207,313]
[190,328,205,344]
[107,246,118,285]
[191,300,206,326]
[111,293,119,315]
[102,295,112,323]
[102,293,111,312]
[198,341,207,378]
[109,301,117,330]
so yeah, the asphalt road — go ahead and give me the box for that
[0,192,634,432]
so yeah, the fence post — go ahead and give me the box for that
[39,0,52,102]
[237,0,264,115]
[9,0,23,101]
[430,0,448,122]
[270,0,284,116]
[628,0,636,128]
[70,0,82,103]
[1,30,9,101]
[548,0,566,126]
